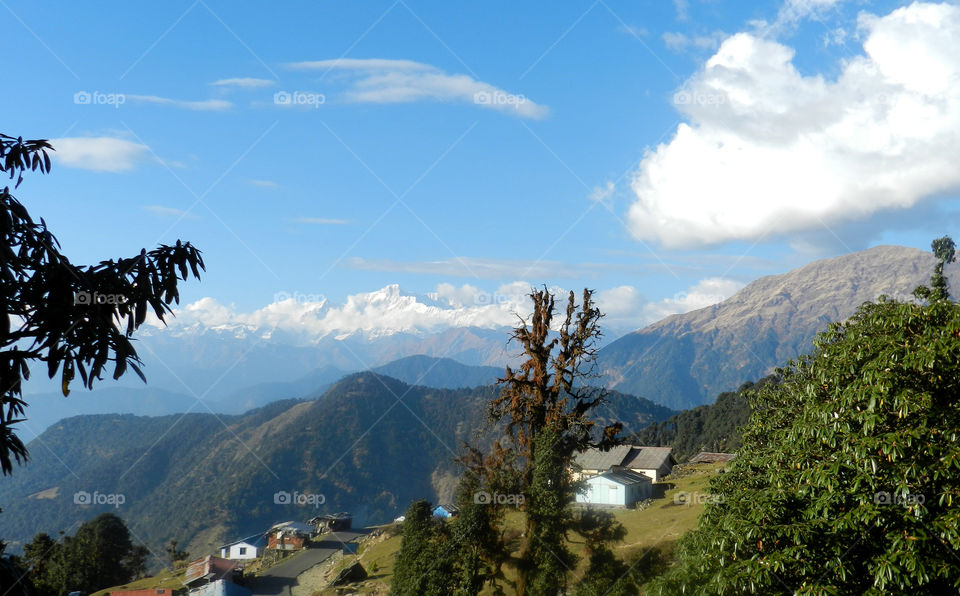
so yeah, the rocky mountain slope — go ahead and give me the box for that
[599,245,955,410]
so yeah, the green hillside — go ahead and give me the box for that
[0,374,674,565]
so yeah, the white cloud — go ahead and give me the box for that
[595,286,649,331]
[128,94,232,111]
[643,277,744,323]
[589,181,615,204]
[775,0,845,26]
[628,2,960,249]
[50,137,149,172]
[294,217,349,225]
[287,58,548,119]
[210,77,275,89]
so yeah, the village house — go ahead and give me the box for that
[575,468,653,508]
[266,521,313,551]
[573,445,676,482]
[183,555,243,589]
[189,579,252,596]
[432,503,459,518]
[309,512,353,533]
[218,540,259,560]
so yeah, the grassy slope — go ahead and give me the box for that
[321,462,724,594]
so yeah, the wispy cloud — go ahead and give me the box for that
[286,58,549,119]
[294,217,349,225]
[288,58,432,72]
[50,136,149,172]
[211,77,275,89]
[142,205,201,220]
[127,94,232,111]
[346,256,644,280]
[662,31,728,52]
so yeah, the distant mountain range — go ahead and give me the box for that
[0,372,674,565]
[598,245,955,410]
[20,350,504,440]
[20,244,949,437]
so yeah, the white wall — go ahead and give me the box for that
[220,542,258,560]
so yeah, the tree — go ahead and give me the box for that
[392,289,632,595]
[654,238,960,594]
[390,500,454,596]
[446,447,509,595]
[165,539,190,567]
[915,235,956,302]
[488,288,624,596]
[21,514,147,595]
[0,133,204,474]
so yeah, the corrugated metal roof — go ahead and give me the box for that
[621,446,674,470]
[573,444,631,470]
[268,521,312,535]
[184,555,239,585]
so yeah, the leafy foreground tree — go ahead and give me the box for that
[653,237,960,594]
[0,133,205,475]
[0,134,203,593]
[22,513,148,595]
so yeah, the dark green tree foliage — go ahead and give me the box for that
[390,500,454,596]
[0,133,204,475]
[630,380,756,461]
[523,426,577,595]
[21,514,147,595]
[165,539,189,566]
[653,240,960,594]
[447,447,509,595]
[915,235,956,302]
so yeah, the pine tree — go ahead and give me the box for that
[390,500,454,596]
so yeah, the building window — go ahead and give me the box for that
[239,547,247,555]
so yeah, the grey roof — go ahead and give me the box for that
[592,469,651,486]
[268,521,313,535]
[621,446,675,470]
[574,445,632,471]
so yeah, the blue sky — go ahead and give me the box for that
[4,0,959,335]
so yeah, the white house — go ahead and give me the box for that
[576,469,652,507]
[219,540,259,560]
